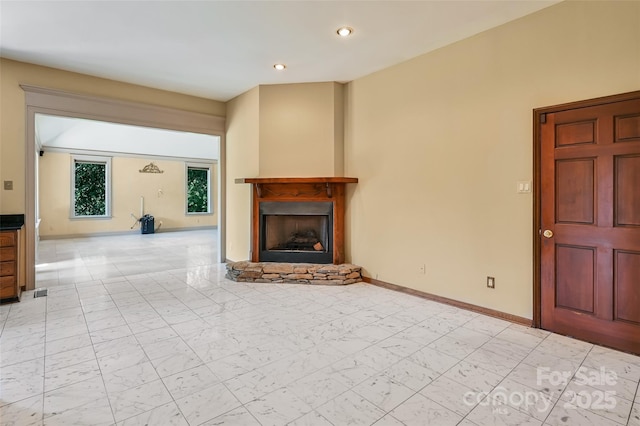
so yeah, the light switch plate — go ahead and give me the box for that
[517,180,531,193]
[3,180,13,190]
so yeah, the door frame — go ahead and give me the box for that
[532,89,640,328]
[22,85,227,290]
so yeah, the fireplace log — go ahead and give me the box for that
[313,242,324,251]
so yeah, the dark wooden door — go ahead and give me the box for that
[539,92,640,355]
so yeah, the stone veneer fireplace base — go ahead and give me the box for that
[229,177,361,285]
[226,261,362,285]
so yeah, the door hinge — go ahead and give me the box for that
[540,113,547,124]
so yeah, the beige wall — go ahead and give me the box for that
[333,83,345,176]
[259,82,344,177]
[225,83,346,260]
[225,87,260,261]
[0,58,225,215]
[0,58,224,284]
[4,1,639,319]
[38,153,217,237]
[344,0,640,319]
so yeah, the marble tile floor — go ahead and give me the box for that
[1,230,639,425]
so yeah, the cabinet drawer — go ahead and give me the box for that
[0,277,17,299]
[0,247,15,262]
[0,274,15,285]
[0,232,16,247]
[0,262,15,276]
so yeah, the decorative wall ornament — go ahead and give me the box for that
[139,162,164,174]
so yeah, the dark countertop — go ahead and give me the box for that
[0,214,25,230]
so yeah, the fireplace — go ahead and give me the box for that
[260,201,333,263]
[239,177,358,264]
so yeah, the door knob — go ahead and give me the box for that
[543,229,554,238]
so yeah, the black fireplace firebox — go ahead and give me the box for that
[259,201,333,263]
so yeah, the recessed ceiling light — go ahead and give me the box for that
[273,64,286,71]
[337,26,353,37]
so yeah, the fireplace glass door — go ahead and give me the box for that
[265,215,328,252]
[259,202,333,263]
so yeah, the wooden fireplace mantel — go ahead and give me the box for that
[239,177,358,184]
[239,177,358,264]
[238,177,358,199]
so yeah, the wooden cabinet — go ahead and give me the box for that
[0,229,21,302]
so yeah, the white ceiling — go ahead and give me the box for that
[36,114,219,160]
[0,0,560,102]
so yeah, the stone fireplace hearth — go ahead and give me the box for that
[226,261,362,285]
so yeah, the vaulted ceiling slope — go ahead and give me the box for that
[0,1,559,101]
[36,114,219,160]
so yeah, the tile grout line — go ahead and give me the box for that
[438,318,553,425]
[104,273,177,425]
[79,279,118,426]
[115,268,230,425]
[31,232,640,426]
[40,293,48,424]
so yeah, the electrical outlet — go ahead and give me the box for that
[487,276,495,289]
[419,264,426,274]
[3,180,13,190]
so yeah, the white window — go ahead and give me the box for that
[71,155,112,218]
[186,163,212,214]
